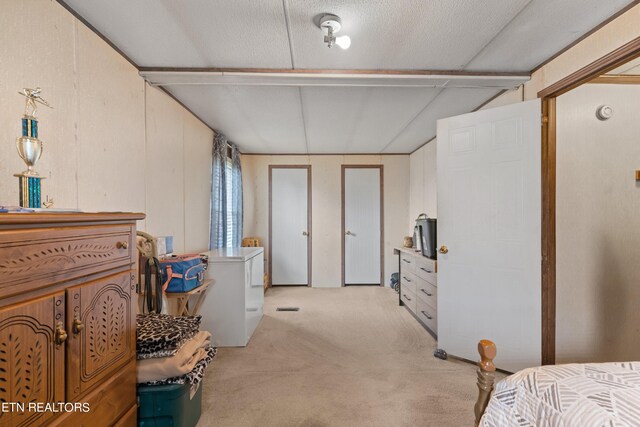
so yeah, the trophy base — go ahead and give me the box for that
[14,174,46,209]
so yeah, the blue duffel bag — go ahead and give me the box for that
[160,254,206,293]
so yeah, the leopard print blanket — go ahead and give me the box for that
[138,345,217,386]
[137,314,202,359]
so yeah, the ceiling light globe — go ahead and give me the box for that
[336,35,351,49]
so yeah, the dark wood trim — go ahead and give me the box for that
[268,165,312,287]
[540,97,557,365]
[139,66,531,77]
[589,74,640,84]
[341,165,385,287]
[537,35,640,365]
[539,36,640,98]
[531,2,640,73]
[55,0,139,69]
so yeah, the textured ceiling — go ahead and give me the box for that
[62,0,635,153]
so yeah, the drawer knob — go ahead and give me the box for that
[402,259,411,263]
[55,322,67,345]
[420,267,432,273]
[116,241,129,250]
[421,289,433,297]
[73,317,84,334]
[402,276,411,282]
[403,294,412,301]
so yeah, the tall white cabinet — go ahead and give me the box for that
[200,247,264,347]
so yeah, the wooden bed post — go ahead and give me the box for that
[474,339,497,427]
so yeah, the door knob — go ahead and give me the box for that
[439,245,449,254]
[345,231,353,236]
[302,231,309,236]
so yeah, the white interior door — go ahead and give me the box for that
[271,167,309,285]
[344,167,381,285]
[437,99,541,372]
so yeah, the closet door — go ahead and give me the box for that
[269,166,311,286]
[342,166,383,285]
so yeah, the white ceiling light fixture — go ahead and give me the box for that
[319,14,351,50]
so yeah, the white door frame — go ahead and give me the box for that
[268,165,312,287]
[341,165,384,287]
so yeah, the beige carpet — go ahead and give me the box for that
[198,286,498,427]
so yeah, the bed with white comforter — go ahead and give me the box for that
[480,361,640,427]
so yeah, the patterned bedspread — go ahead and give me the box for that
[480,362,640,427]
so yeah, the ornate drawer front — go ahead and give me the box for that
[415,258,437,285]
[417,297,437,334]
[0,225,134,299]
[416,280,437,311]
[400,287,417,314]
[66,270,135,401]
[400,271,418,295]
[0,292,65,427]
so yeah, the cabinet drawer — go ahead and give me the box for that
[415,258,437,285]
[399,253,417,274]
[0,225,135,299]
[400,271,418,295]
[416,280,437,310]
[400,288,417,313]
[417,297,437,334]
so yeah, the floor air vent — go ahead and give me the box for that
[276,307,300,312]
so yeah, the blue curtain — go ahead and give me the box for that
[209,133,228,249]
[230,144,243,248]
[209,132,243,249]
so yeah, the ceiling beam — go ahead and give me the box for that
[140,69,530,89]
[139,67,530,76]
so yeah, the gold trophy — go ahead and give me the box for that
[14,87,52,208]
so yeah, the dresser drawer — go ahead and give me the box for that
[417,297,437,334]
[400,287,417,313]
[400,271,418,295]
[0,224,135,299]
[399,252,417,274]
[416,279,437,310]
[415,258,437,285]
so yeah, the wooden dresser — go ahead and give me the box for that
[394,247,438,338]
[0,212,144,427]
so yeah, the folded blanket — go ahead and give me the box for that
[136,314,201,359]
[139,345,216,386]
[137,331,212,383]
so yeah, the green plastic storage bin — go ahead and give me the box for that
[137,381,203,427]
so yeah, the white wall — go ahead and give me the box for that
[242,155,410,287]
[409,140,437,225]
[555,84,640,363]
[0,0,213,253]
